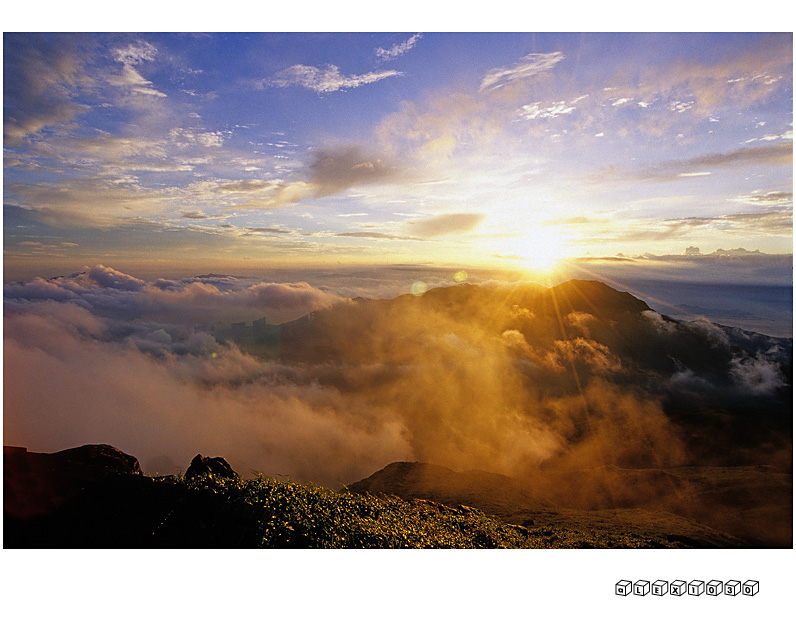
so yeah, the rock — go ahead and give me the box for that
[49,444,142,475]
[185,454,239,480]
[4,444,142,520]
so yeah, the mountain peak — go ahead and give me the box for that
[535,279,651,318]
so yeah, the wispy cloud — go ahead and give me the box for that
[595,142,792,184]
[480,51,564,92]
[269,64,402,93]
[337,231,423,241]
[730,190,792,209]
[406,213,485,238]
[518,100,577,120]
[109,40,166,98]
[376,33,422,61]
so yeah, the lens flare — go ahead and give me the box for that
[411,281,428,296]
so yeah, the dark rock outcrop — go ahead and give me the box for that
[4,444,141,520]
[4,445,255,548]
[185,454,239,480]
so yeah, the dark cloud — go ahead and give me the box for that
[3,34,93,145]
[337,231,424,241]
[307,145,402,196]
[245,227,293,235]
[406,213,485,238]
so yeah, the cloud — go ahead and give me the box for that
[337,232,423,241]
[3,302,412,485]
[730,354,786,395]
[659,210,792,236]
[4,268,789,513]
[113,42,157,66]
[307,145,403,196]
[480,52,564,92]
[269,64,402,93]
[376,33,422,61]
[218,145,406,213]
[244,227,293,235]
[87,264,146,291]
[595,142,792,184]
[518,100,577,120]
[4,265,346,326]
[406,213,485,238]
[3,33,92,145]
[108,40,166,98]
[181,211,211,219]
[730,190,792,210]
[6,177,176,227]
[169,128,225,148]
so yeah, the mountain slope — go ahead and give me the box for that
[348,460,790,547]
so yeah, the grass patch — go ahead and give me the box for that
[161,473,542,549]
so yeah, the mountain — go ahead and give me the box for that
[268,279,791,546]
[268,279,792,466]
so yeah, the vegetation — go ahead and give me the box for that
[159,472,539,548]
[155,472,716,548]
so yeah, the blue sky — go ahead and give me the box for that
[3,31,793,281]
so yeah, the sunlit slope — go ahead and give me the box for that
[272,279,791,471]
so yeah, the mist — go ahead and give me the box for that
[4,266,791,529]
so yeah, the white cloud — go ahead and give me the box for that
[270,64,402,93]
[169,128,225,148]
[110,41,166,98]
[669,100,694,113]
[518,100,576,120]
[113,42,157,66]
[375,33,422,61]
[480,51,564,92]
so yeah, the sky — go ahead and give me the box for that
[3,31,793,284]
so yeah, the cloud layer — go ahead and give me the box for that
[5,268,790,500]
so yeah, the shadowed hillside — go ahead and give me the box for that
[4,445,746,548]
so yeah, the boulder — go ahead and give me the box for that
[4,444,142,520]
[185,454,239,480]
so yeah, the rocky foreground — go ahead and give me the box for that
[4,444,757,549]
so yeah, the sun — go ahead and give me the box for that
[503,226,570,273]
